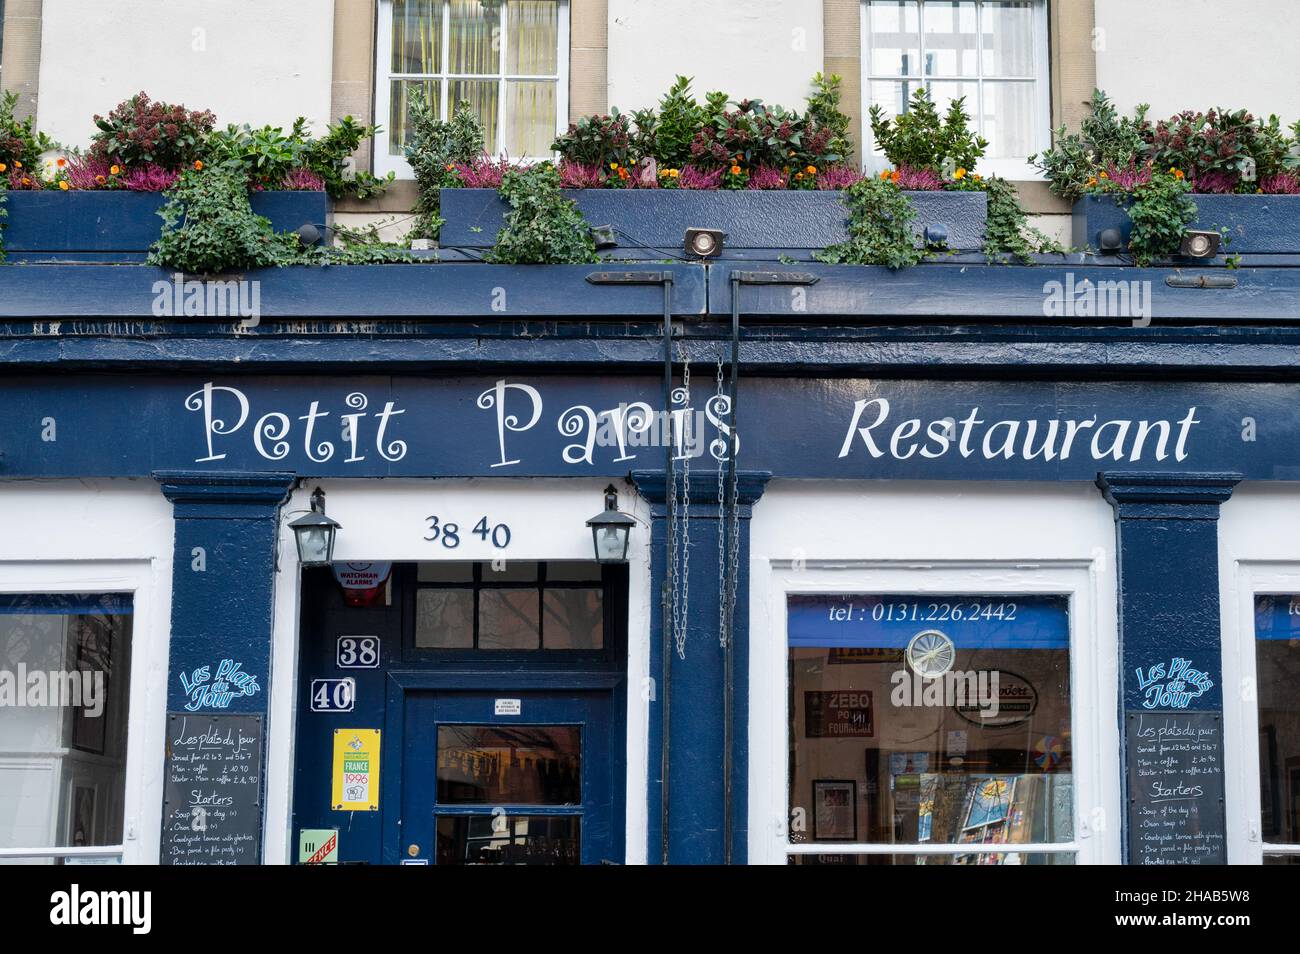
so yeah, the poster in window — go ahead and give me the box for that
[812,779,857,842]
[70,615,112,754]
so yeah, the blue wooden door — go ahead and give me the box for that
[396,690,618,864]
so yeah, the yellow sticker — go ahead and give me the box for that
[332,728,381,811]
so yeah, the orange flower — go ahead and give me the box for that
[730,164,742,175]
[1098,170,1108,179]
[193,160,204,171]
[1173,169,1185,180]
[0,162,6,173]
[1086,176,1097,186]
[110,164,121,175]
[95,174,106,184]
[445,163,456,171]
[972,173,982,181]
[954,167,967,180]
[57,157,67,167]
[805,165,816,175]
[880,169,891,181]
[58,180,70,190]
[617,167,629,179]
[14,160,22,168]
[890,170,901,183]
[21,176,32,186]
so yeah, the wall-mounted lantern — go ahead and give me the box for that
[290,487,341,566]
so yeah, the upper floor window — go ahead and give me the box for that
[861,0,1049,179]
[376,0,569,177]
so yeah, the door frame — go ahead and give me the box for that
[381,669,626,865]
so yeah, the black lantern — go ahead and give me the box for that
[586,485,635,563]
[289,487,341,566]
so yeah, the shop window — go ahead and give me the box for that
[861,0,1049,178]
[412,561,604,651]
[1252,596,1300,863]
[0,593,133,863]
[377,0,569,176]
[787,594,1074,864]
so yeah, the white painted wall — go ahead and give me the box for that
[1095,0,1300,120]
[0,479,174,864]
[37,0,336,150]
[264,478,653,864]
[607,0,824,112]
[747,480,1121,864]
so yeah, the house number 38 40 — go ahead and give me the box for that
[424,515,512,549]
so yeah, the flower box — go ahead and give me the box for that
[2,190,330,262]
[1072,193,1300,255]
[439,187,988,256]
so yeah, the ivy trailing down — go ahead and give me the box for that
[814,176,927,269]
[486,163,598,265]
[1124,171,1198,267]
[405,92,485,241]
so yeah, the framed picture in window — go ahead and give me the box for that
[70,615,112,754]
[812,779,858,842]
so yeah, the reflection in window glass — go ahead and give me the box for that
[790,851,1074,865]
[415,589,473,648]
[543,588,603,649]
[788,594,1072,863]
[479,589,540,649]
[436,814,579,864]
[437,724,581,804]
[0,594,133,859]
[1253,596,1300,846]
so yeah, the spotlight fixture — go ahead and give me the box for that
[1097,227,1124,253]
[685,227,726,259]
[1179,229,1221,259]
[922,223,949,248]
[589,224,617,249]
[295,223,323,247]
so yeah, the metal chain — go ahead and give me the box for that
[716,357,728,648]
[675,341,691,660]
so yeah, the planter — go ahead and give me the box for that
[2,190,330,262]
[439,187,988,255]
[1072,193,1300,254]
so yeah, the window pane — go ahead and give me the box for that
[449,78,501,155]
[449,0,499,75]
[391,0,443,74]
[436,814,579,864]
[418,562,474,583]
[546,561,603,582]
[926,80,980,126]
[981,1,1036,77]
[415,588,473,648]
[922,1,977,77]
[789,851,1075,865]
[389,79,440,156]
[504,80,557,157]
[479,588,539,649]
[482,561,537,583]
[1253,596,1300,845]
[543,588,603,649]
[0,595,132,855]
[507,0,558,75]
[787,594,1073,847]
[982,80,1036,158]
[437,724,581,804]
[868,1,921,76]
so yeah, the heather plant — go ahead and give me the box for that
[677,165,723,190]
[1032,89,1150,201]
[868,87,986,176]
[91,91,216,170]
[746,165,788,190]
[451,154,527,188]
[558,160,607,189]
[405,92,485,239]
[815,165,864,190]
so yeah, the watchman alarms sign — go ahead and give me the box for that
[299,829,339,864]
[332,729,381,811]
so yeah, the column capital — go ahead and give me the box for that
[154,471,296,517]
[1097,472,1240,520]
[630,469,771,509]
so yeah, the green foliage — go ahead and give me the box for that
[303,115,395,200]
[147,165,293,273]
[806,73,854,163]
[486,163,598,265]
[975,175,1062,262]
[1125,170,1197,266]
[1031,90,1151,201]
[90,91,215,170]
[814,176,927,269]
[406,93,485,240]
[0,90,55,172]
[868,87,987,174]
[0,176,7,262]
[551,108,635,168]
[652,76,703,169]
[205,120,308,187]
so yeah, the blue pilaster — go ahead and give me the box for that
[1097,472,1239,864]
[632,469,770,865]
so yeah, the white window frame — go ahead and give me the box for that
[1223,561,1300,864]
[0,559,164,865]
[750,559,1117,865]
[859,0,1051,181]
[374,0,571,178]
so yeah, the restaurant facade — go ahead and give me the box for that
[1,0,1299,866]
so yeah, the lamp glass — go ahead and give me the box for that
[296,525,335,565]
[591,524,629,563]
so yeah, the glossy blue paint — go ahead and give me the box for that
[439,188,988,253]
[632,470,768,865]
[156,472,293,715]
[0,263,707,318]
[3,190,329,262]
[1073,193,1300,255]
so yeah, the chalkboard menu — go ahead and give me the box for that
[161,712,263,866]
[1126,710,1226,865]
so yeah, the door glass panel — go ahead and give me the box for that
[1253,596,1300,846]
[437,724,581,804]
[543,588,603,649]
[436,814,579,864]
[788,594,1073,848]
[478,589,540,649]
[415,588,473,648]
